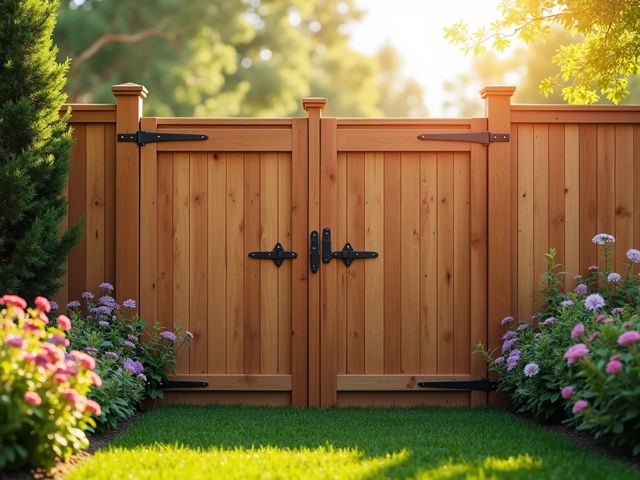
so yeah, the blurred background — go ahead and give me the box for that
[55,0,640,117]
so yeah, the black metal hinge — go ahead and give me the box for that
[417,378,497,392]
[161,380,209,389]
[248,242,297,267]
[118,130,208,146]
[321,228,379,267]
[417,131,509,145]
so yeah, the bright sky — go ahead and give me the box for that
[350,0,508,116]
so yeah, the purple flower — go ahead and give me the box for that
[506,349,521,371]
[160,331,177,342]
[185,331,194,340]
[501,316,515,326]
[541,316,556,326]
[99,295,116,305]
[516,323,529,331]
[50,300,59,311]
[123,340,136,349]
[3,334,24,348]
[575,283,588,295]
[523,362,539,377]
[534,333,541,339]
[98,320,110,327]
[592,233,615,245]
[104,351,119,360]
[626,249,640,264]
[81,291,95,299]
[606,359,623,374]
[502,330,517,340]
[67,300,81,309]
[137,373,147,382]
[596,314,613,324]
[123,358,144,375]
[584,293,605,311]
[93,305,112,315]
[494,356,505,364]
[561,300,574,307]
[588,265,599,272]
[99,282,115,291]
[573,399,588,414]
[502,337,518,353]
[571,323,585,339]
[607,272,622,283]
[127,334,137,342]
[123,299,136,309]
[565,343,589,365]
[611,307,624,315]
[84,346,99,356]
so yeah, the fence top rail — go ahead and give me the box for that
[154,117,294,126]
[335,118,484,127]
[60,103,116,111]
[512,104,640,112]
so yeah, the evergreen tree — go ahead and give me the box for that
[0,0,81,299]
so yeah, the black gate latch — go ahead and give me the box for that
[118,130,208,146]
[417,378,497,392]
[249,242,297,267]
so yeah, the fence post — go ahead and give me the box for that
[112,83,147,307]
[481,85,515,406]
[302,97,326,407]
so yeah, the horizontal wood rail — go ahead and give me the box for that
[337,375,472,391]
[153,127,292,151]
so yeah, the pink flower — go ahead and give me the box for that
[3,334,24,348]
[34,296,51,313]
[1,294,27,309]
[571,323,585,339]
[54,373,68,383]
[605,360,623,374]
[63,389,86,411]
[56,315,71,331]
[564,343,589,365]
[86,399,102,416]
[572,399,588,414]
[90,371,102,387]
[618,330,640,346]
[561,386,573,399]
[24,391,42,406]
[70,350,96,370]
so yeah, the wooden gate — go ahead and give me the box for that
[312,118,488,407]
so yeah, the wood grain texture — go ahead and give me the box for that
[517,124,534,321]
[614,125,634,271]
[579,125,598,273]
[564,125,580,285]
[437,152,454,374]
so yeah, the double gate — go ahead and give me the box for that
[112,85,496,407]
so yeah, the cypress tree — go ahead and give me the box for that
[0,0,81,300]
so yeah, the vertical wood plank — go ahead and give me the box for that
[364,152,384,374]
[277,152,292,375]
[580,125,598,273]
[384,153,402,373]
[336,152,348,375]
[564,125,580,284]
[400,152,421,374]
[172,152,190,373]
[58,163,70,308]
[244,153,261,374]
[635,126,640,274]
[156,153,174,334]
[139,118,157,336]
[597,125,615,236]
[68,123,86,304]
[437,152,454,374]
[104,123,116,287]
[453,152,470,375]
[615,125,634,272]
[548,124,565,267]
[260,152,278,374]
[419,152,438,374]
[290,118,308,406]
[85,124,106,293]
[346,152,365,374]
[189,152,208,374]
[226,153,245,374]
[533,124,549,307]
[517,124,534,321]
[208,152,227,374]
[511,124,519,322]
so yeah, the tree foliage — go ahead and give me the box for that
[55,0,426,117]
[0,0,82,299]
[445,0,640,104]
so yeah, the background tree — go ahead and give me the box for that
[55,0,427,117]
[445,0,640,104]
[0,0,82,299]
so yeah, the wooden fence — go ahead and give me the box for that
[57,84,640,407]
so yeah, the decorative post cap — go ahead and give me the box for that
[480,86,516,99]
[302,97,327,111]
[112,83,148,99]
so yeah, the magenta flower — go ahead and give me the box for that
[596,314,613,324]
[584,293,605,311]
[575,283,588,295]
[592,233,615,245]
[561,386,573,399]
[523,363,539,377]
[564,343,589,365]
[571,323,585,339]
[626,249,640,264]
[501,316,515,326]
[3,334,24,348]
[572,399,588,414]
[617,330,640,346]
[605,359,623,374]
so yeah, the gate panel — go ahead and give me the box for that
[319,119,488,406]
[139,118,308,406]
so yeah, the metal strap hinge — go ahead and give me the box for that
[417,131,509,145]
[417,378,497,392]
[118,130,208,146]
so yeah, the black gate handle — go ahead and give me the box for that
[310,231,320,273]
[321,228,379,267]
[248,242,297,267]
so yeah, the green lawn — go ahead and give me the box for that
[66,406,636,479]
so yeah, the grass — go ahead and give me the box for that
[66,406,636,479]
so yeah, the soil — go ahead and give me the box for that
[1,412,145,480]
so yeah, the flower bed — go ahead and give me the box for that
[481,234,640,455]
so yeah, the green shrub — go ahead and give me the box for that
[0,295,100,469]
[64,283,191,429]
[479,234,640,454]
